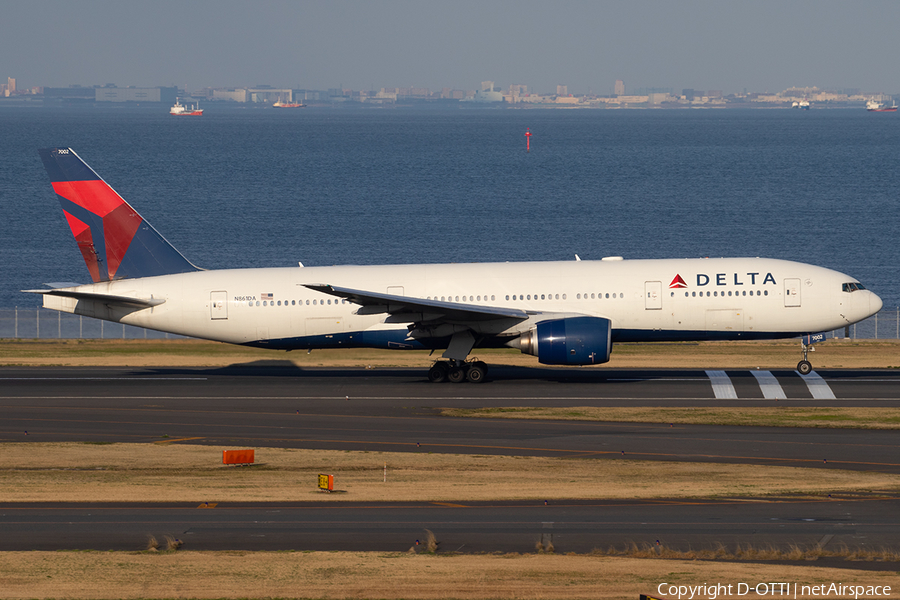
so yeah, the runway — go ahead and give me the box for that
[2,366,899,470]
[2,366,899,556]
[1,495,898,558]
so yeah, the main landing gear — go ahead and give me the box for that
[428,359,488,384]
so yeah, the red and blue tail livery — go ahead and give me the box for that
[38,148,198,282]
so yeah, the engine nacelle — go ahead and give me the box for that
[511,316,612,365]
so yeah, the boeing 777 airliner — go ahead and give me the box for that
[29,148,882,383]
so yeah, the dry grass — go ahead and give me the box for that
[441,406,900,429]
[592,541,900,562]
[2,443,899,503]
[1,338,899,368]
[1,551,897,600]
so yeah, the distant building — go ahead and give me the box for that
[213,89,250,102]
[43,86,97,100]
[375,88,398,101]
[247,88,293,103]
[557,85,568,97]
[466,81,504,103]
[399,87,430,98]
[6,77,16,96]
[95,86,178,103]
[294,89,324,102]
[613,95,650,105]
[614,80,625,96]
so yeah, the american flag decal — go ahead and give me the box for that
[261,292,273,300]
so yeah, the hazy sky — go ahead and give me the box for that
[6,0,900,95]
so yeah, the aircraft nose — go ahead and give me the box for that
[870,291,883,316]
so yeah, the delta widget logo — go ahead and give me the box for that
[669,274,688,289]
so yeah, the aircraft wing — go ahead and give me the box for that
[303,283,531,323]
[23,288,166,309]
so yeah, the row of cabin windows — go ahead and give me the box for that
[245,289,771,307]
[424,293,624,302]
[248,299,349,307]
[672,290,768,298]
[249,293,631,307]
[509,294,566,301]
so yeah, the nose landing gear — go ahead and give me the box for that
[798,339,814,375]
[797,333,828,375]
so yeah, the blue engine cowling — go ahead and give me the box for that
[513,317,612,365]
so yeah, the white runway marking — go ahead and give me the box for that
[751,370,786,399]
[798,371,837,400]
[705,370,738,399]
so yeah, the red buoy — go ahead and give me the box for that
[525,128,532,152]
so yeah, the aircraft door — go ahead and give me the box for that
[644,281,662,310]
[784,278,801,307]
[210,291,228,320]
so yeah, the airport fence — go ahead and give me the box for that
[0,308,181,340]
[0,307,898,341]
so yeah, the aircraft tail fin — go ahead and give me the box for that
[39,148,199,282]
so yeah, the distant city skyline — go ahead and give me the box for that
[6,0,900,95]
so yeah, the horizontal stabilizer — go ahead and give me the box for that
[23,288,166,309]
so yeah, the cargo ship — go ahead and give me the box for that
[273,101,306,108]
[170,99,203,116]
[866,99,897,112]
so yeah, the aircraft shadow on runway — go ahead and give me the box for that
[139,361,706,384]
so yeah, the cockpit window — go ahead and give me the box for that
[842,282,866,292]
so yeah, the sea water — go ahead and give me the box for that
[1,105,897,310]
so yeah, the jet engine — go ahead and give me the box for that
[509,316,612,365]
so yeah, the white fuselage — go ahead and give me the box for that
[41,257,882,352]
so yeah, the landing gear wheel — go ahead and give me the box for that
[466,363,486,383]
[797,360,813,375]
[448,366,467,383]
[428,362,449,383]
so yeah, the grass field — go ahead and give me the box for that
[2,551,898,600]
[1,337,899,368]
[3,443,899,503]
[442,406,900,429]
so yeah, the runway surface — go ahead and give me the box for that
[2,366,899,471]
[2,495,898,557]
[2,366,899,556]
